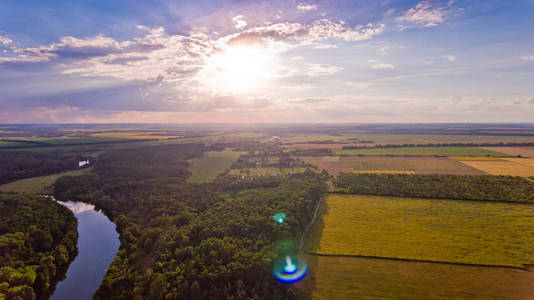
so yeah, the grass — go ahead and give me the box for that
[300,156,485,175]
[0,167,92,194]
[333,146,510,157]
[0,140,28,148]
[187,149,245,182]
[298,255,534,299]
[451,156,507,161]
[459,159,534,177]
[305,194,534,267]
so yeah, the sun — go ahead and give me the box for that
[203,46,277,93]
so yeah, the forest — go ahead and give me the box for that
[334,173,534,203]
[0,151,88,185]
[0,193,78,299]
[53,143,328,299]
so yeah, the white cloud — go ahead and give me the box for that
[369,60,395,69]
[441,54,456,62]
[520,55,534,60]
[297,3,318,11]
[307,63,343,76]
[226,19,385,47]
[397,0,453,28]
[0,36,12,45]
[345,81,375,88]
[314,43,338,49]
[232,15,247,29]
[385,8,396,17]
[377,46,390,55]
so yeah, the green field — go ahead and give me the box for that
[0,140,29,148]
[333,146,510,157]
[305,194,534,267]
[0,167,92,194]
[299,255,534,299]
[187,149,245,182]
[228,167,313,177]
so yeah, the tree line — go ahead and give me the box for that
[53,144,328,299]
[0,193,78,299]
[342,142,534,150]
[334,173,534,203]
[0,151,89,185]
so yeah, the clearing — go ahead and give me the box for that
[0,167,92,194]
[187,149,245,182]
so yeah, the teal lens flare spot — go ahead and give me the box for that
[273,213,287,224]
[273,255,308,283]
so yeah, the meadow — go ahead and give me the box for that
[187,149,245,182]
[305,194,534,267]
[333,146,509,157]
[300,156,485,175]
[0,167,92,194]
[298,255,534,299]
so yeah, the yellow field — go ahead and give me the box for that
[0,168,92,194]
[459,158,534,177]
[451,156,506,161]
[305,194,534,267]
[298,255,534,299]
[483,147,534,157]
[353,170,415,174]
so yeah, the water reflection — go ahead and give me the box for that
[51,201,120,300]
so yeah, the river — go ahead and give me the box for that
[51,201,120,300]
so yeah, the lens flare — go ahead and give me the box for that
[273,255,308,283]
[273,213,287,224]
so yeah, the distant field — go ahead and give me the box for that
[228,167,312,177]
[0,140,29,148]
[89,132,179,139]
[305,194,534,267]
[459,158,534,177]
[451,156,507,161]
[301,156,485,175]
[483,146,534,157]
[299,255,534,299]
[0,167,92,194]
[187,149,245,182]
[333,146,510,157]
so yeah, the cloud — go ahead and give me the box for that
[290,98,330,104]
[441,54,456,62]
[232,15,247,29]
[297,3,318,11]
[449,95,462,103]
[369,60,395,69]
[520,55,534,60]
[377,46,390,55]
[226,19,385,47]
[314,43,338,49]
[0,36,12,45]
[397,0,453,28]
[345,81,375,88]
[307,63,343,76]
[529,99,534,104]
[385,8,396,17]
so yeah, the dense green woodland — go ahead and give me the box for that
[53,144,327,299]
[334,173,534,203]
[0,194,78,300]
[0,152,88,185]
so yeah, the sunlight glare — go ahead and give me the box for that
[204,46,277,93]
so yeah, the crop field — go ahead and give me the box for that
[345,133,534,145]
[0,140,29,148]
[300,156,485,175]
[0,167,92,194]
[187,149,245,182]
[89,132,180,139]
[483,146,534,157]
[459,158,534,177]
[305,194,534,267]
[333,146,510,157]
[228,167,312,177]
[298,255,534,299]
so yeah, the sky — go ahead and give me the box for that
[0,0,533,123]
